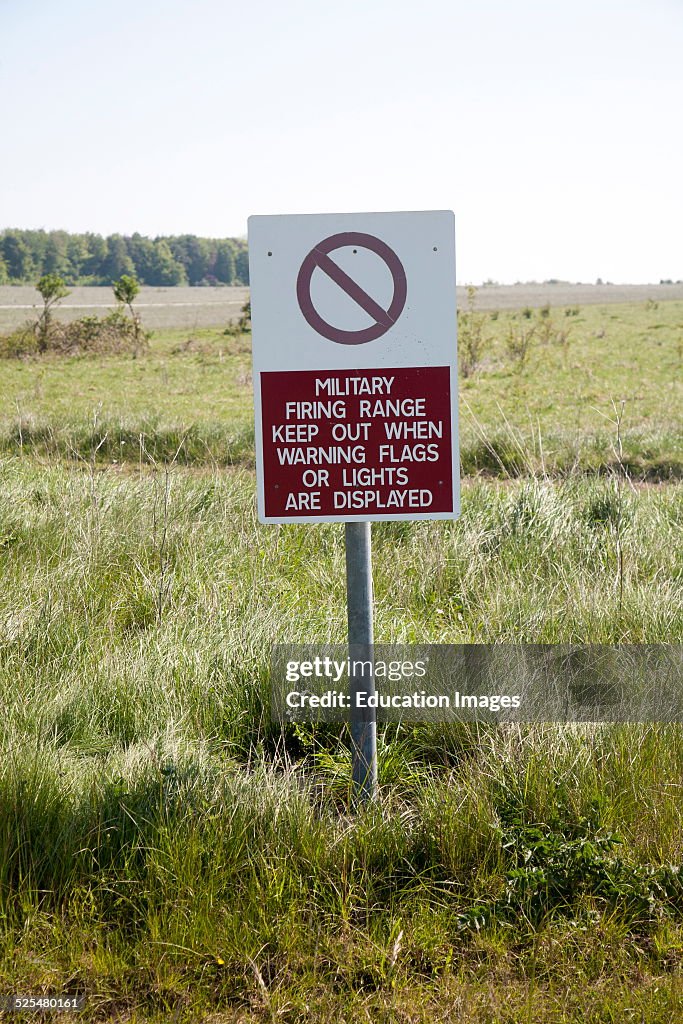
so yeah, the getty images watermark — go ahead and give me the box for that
[270,645,683,723]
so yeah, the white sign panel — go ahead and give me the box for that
[248,210,459,524]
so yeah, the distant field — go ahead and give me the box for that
[470,281,683,309]
[0,285,250,331]
[1,282,682,330]
[1,297,680,480]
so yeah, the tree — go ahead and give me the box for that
[83,233,108,279]
[22,230,48,274]
[147,240,186,286]
[36,273,70,352]
[170,234,211,284]
[0,255,8,285]
[235,246,249,285]
[0,229,247,285]
[42,235,69,277]
[104,234,135,279]
[113,273,140,307]
[1,232,34,280]
[214,241,236,284]
[66,235,90,281]
[113,274,146,354]
[127,233,156,282]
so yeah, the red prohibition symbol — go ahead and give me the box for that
[296,231,407,345]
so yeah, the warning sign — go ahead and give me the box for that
[248,211,459,524]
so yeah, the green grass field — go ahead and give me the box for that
[0,297,682,1021]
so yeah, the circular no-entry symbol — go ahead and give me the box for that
[296,231,407,345]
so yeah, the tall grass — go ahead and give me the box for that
[1,452,682,1018]
[0,302,682,1019]
[0,415,681,484]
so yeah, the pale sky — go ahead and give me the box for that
[1,0,681,283]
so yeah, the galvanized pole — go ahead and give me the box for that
[345,520,377,803]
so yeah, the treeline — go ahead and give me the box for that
[0,229,249,287]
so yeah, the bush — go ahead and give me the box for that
[0,323,38,358]
[0,311,149,359]
[505,322,536,370]
[458,808,683,932]
[224,299,251,337]
[458,287,490,377]
[36,274,70,352]
[49,310,149,355]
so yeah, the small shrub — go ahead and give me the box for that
[112,274,140,307]
[539,302,551,318]
[0,312,149,358]
[54,310,149,355]
[505,322,536,370]
[522,306,533,319]
[458,286,490,377]
[554,325,572,358]
[537,316,556,345]
[458,812,683,932]
[112,274,147,355]
[1,272,149,358]
[0,323,38,358]
[224,299,251,337]
[36,273,70,352]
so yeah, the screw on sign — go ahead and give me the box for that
[296,232,407,345]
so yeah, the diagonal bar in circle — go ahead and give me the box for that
[296,231,407,345]
[313,249,393,328]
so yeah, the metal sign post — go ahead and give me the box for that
[345,521,377,803]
